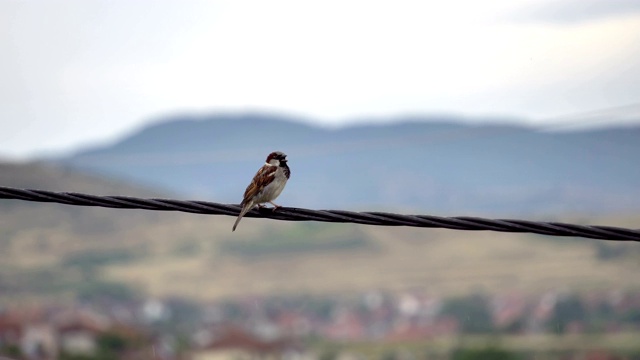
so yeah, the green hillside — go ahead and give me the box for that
[0,162,638,304]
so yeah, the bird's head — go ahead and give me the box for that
[266,151,288,166]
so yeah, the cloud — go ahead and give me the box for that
[513,0,640,25]
[1,0,640,158]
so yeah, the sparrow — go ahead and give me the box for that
[232,151,291,231]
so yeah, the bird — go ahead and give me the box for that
[232,151,291,231]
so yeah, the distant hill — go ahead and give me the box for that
[0,162,171,302]
[1,161,639,303]
[0,161,162,196]
[56,113,640,215]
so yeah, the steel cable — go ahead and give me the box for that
[0,186,638,241]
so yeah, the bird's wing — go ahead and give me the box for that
[241,164,277,205]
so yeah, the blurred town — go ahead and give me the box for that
[2,289,640,359]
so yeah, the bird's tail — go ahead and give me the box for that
[232,202,253,232]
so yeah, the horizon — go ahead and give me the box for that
[6,109,639,162]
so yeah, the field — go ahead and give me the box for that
[97,217,640,300]
[322,332,640,359]
[0,162,639,303]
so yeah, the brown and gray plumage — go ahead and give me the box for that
[232,151,291,231]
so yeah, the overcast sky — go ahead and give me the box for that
[2,0,640,159]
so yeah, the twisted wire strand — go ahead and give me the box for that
[0,186,638,242]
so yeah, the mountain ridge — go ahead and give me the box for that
[54,113,640,216]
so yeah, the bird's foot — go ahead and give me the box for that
[268,201,282,211]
